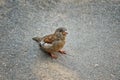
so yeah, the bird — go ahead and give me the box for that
[32,27,68,59]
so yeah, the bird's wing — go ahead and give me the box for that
[43,34,57,44]
[40,39,53,49]
[39,34,56,48]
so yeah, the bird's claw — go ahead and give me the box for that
[59,50,66,54]
[50,53,58,59]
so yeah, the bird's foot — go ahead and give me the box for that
[50,53,58,59]
[58,50,66,54]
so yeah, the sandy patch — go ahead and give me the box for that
[32,61,80,80]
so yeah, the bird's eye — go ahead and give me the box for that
[59,30,63,32]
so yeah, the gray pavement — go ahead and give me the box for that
[0,0,120,80]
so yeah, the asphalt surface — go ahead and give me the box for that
[0,0,120,80]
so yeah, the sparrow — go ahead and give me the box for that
[32,27,68,59]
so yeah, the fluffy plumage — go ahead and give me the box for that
[32,27,68,59]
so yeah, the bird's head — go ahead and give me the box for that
[54,27,68,40]
[55,27,68,36]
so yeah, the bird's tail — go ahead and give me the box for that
[32,37,42,42]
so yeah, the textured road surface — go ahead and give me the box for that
[0,0,120,80]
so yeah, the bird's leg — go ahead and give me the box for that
[49,53,58,59]
[58,50,66,54]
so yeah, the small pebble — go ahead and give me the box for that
[2,63,6,66]
[110,74,115,78]
[94,64,99,67]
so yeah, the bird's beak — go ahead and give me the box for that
[63,31,68,35]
